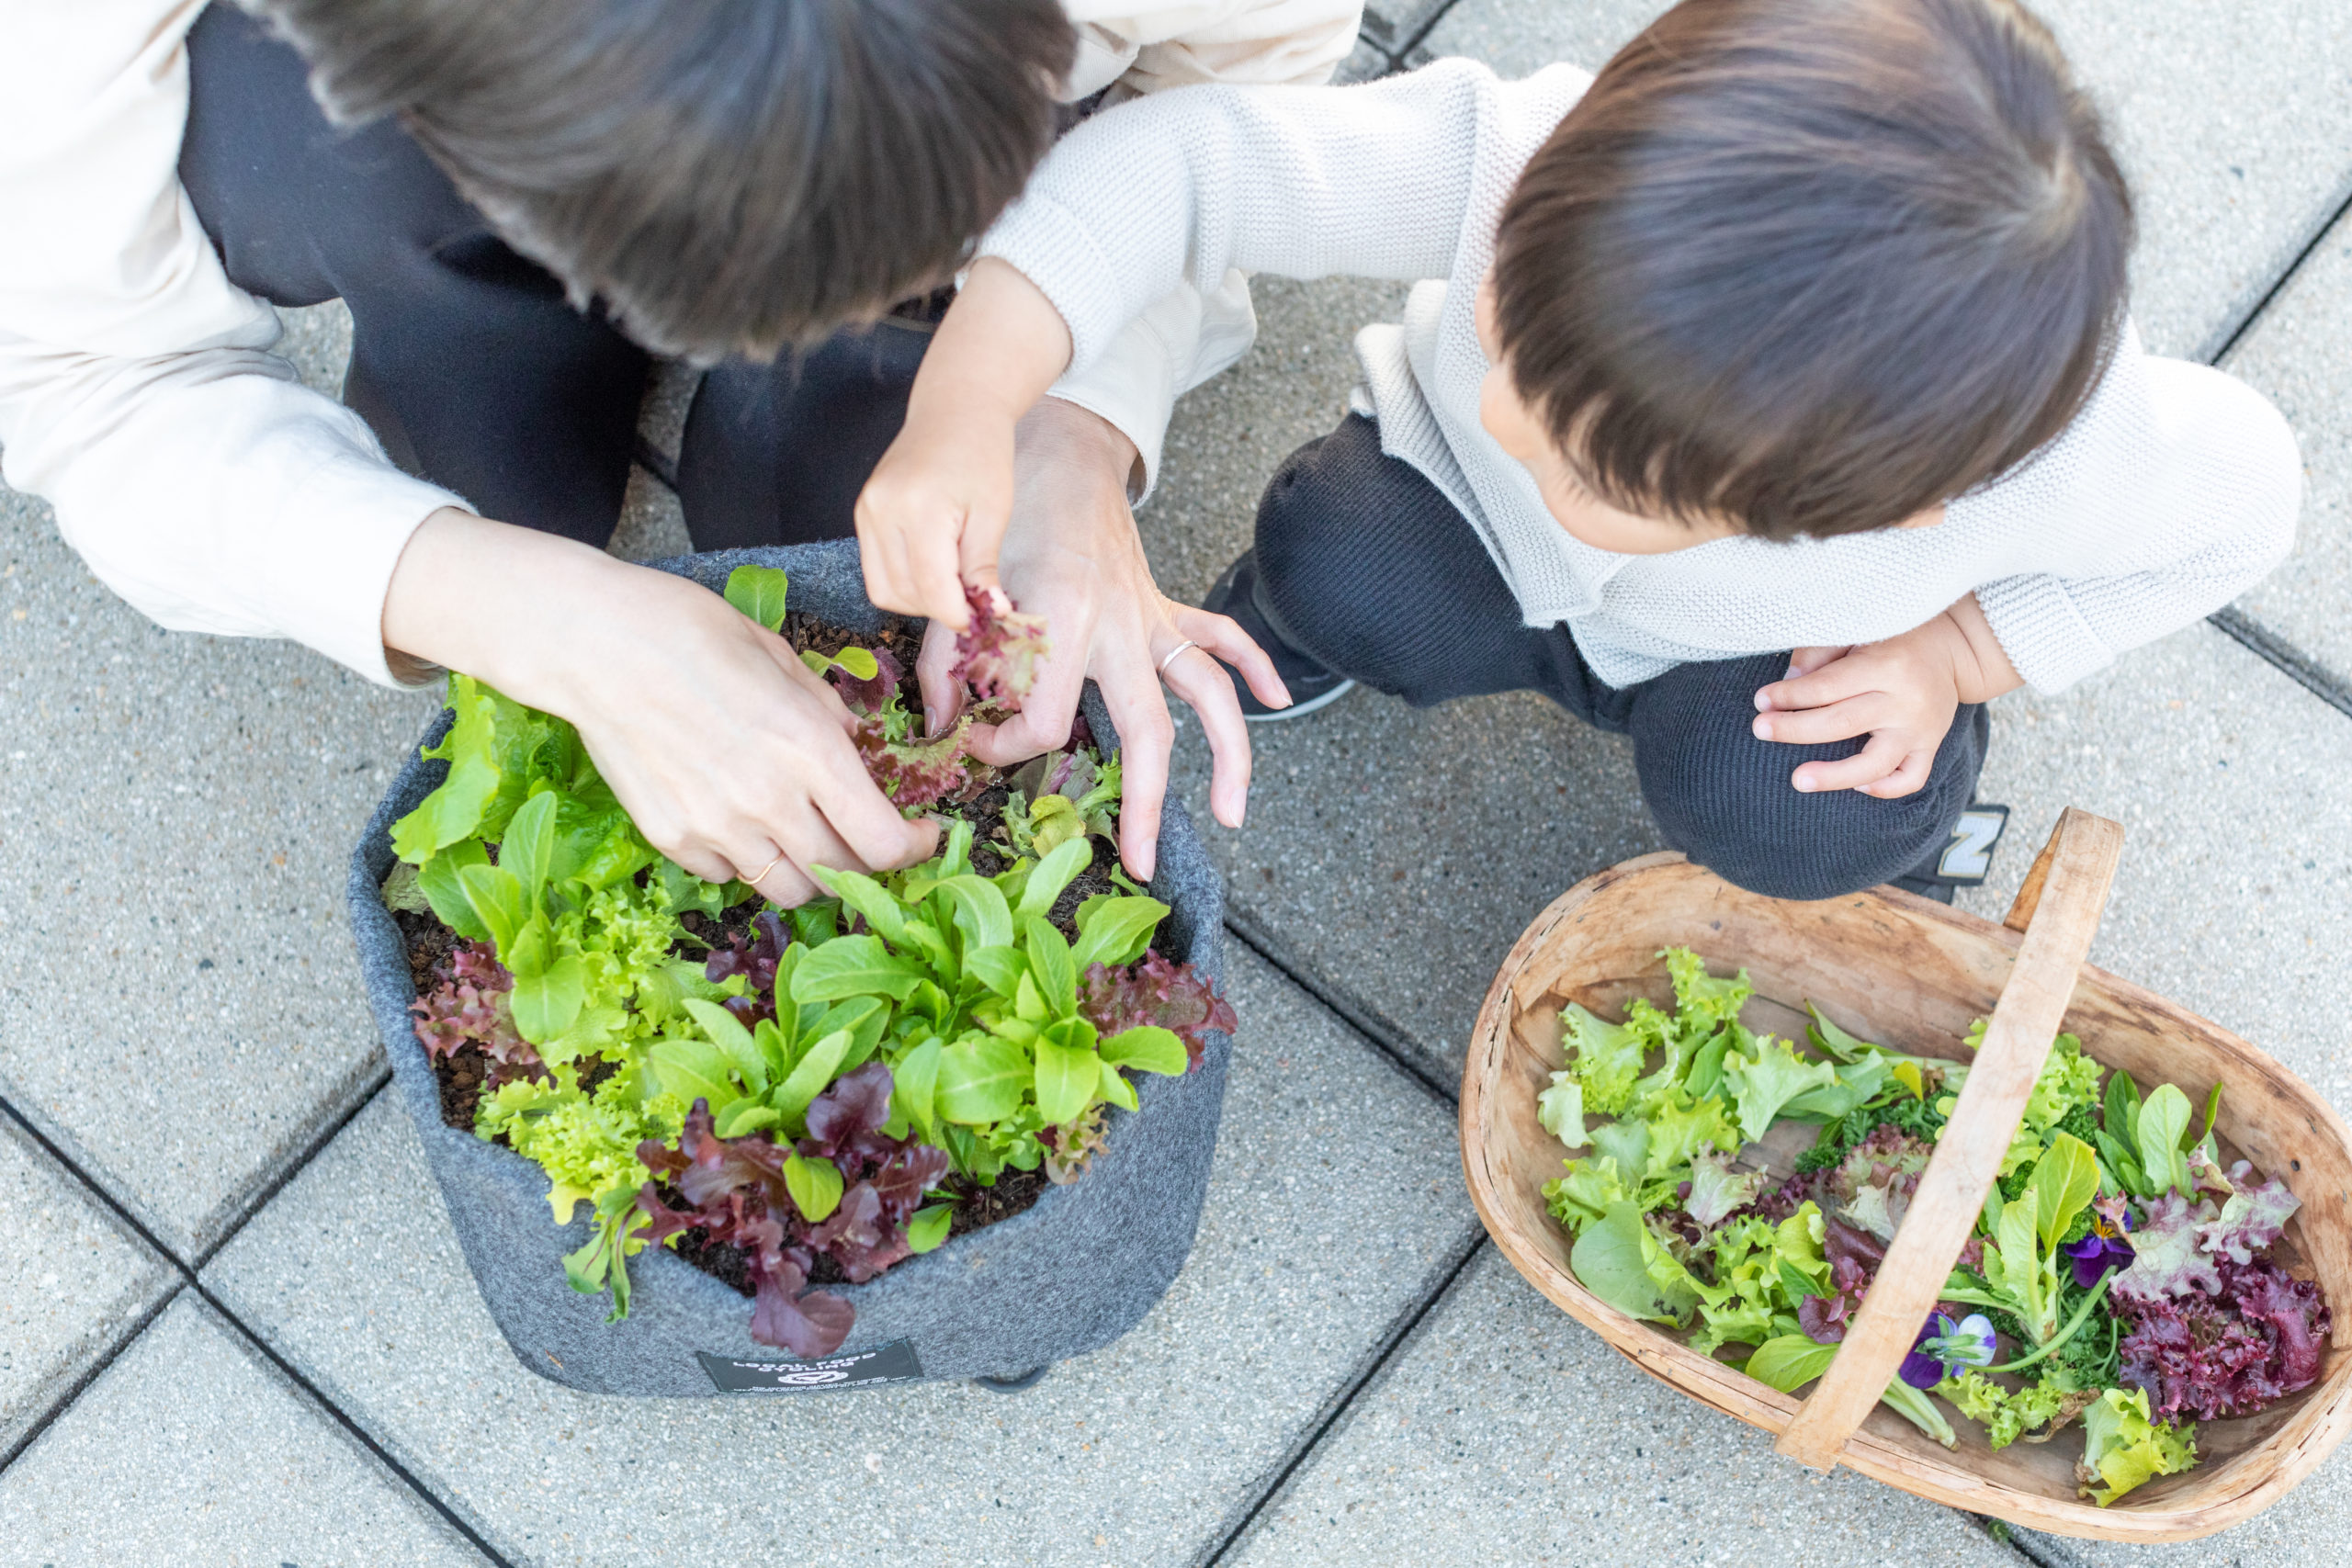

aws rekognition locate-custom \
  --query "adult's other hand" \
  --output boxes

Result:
[382,508,938,904]
[913,400,1287,882]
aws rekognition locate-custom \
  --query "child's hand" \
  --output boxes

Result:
[855,258,1075,630]
[1750,595,2021,797]
[855,402,1018,628]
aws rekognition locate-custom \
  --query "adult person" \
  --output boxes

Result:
[0,0,1352,900]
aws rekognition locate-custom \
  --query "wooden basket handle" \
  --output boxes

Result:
[1774,807,2125,1472]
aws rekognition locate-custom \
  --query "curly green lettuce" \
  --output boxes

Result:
[2077,1386,2197,1506]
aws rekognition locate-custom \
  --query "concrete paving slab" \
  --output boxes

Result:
[1335,33,1394,85]
[0,483,440,1258]
[609,466,692,563]
[0,1291,487,1567]
[202,946,1479,1567]
[1356,1,1454,62]
[1177,686,1655,1084]
[1224,1247,2018,1568]
[0,1114,174,1461]
[275,299,356,400]
[1413,0,1663,81]
[1416,0,2352,362]
[2214,209,2352,689]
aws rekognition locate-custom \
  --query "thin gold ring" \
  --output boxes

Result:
[746,851,786,886]
[1158,639,1202,676]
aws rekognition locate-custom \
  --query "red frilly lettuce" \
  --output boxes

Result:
[636,1065,948,1358]
[1080,951,1238,1072]
[411,939,547,1088]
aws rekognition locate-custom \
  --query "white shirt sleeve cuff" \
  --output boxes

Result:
[1973,573,2115,695]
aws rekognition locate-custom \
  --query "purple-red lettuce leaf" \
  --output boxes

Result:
[829,645,906,716]
[952,584,1050,706]
[852,705,978,810]
[2118,1255,2330,1422]
[2199,1168,2301,1266]
[2111,1192,2224,1304]
[1078,952,1235,1071]
[2228,1258,2331,1396]
[412,940,548,1089]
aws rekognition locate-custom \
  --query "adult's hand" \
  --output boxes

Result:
[381,508,937,904]
[912,400,1289,882]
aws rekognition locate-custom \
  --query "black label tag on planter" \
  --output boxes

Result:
[696,1341,923,1393]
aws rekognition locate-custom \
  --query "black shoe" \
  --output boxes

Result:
[1891,803,2011,904]
[1200,552,1356,722]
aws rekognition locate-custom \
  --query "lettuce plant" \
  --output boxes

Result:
[636,1073,952,1358]
[389,564,1235,1358]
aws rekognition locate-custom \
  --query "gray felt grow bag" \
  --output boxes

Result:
[347,541,1231,1395]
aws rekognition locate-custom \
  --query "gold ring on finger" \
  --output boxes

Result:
[747,851,786,886]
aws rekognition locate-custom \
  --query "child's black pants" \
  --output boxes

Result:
[177,4,909,550]
[1250,415,1990,901]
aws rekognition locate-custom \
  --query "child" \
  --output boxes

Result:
[855,0,2299,901]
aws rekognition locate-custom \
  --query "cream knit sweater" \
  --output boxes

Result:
[981,59,2302,692]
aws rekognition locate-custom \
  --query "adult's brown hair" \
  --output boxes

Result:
[253,0,1075,360]
[1492,0,2133,541]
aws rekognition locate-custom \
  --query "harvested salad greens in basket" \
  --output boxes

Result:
[1537,950,2328,1506]
[384,567,1234,1359]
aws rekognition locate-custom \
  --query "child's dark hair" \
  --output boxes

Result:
[252,0,1074,359]
[1492,0,2132,541]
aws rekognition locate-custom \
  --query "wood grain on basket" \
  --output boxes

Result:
[1458,809,2352,1543]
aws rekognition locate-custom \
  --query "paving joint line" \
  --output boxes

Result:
[2190,180,2352,716]
[1984,1523,2086,1568]
[1386,0,1465,69]
[1195,1229,1490,1568]
[0,1275,183,1475]
[0,1086,510,1563]
[1222,908,1456,1106]
[2206,175,2352,367]
[2208,604,2352,721]
[190,1278,522,1567]
[189,1061,391,1274]
[632,434,680,492]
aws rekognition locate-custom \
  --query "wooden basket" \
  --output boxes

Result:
[1460,808,2352,1541]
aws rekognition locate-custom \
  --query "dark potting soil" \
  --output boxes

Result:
[395,905,457,995]
[942,1167,1053,1239]
[396,610,1147,1302]
[434,1042,492,1130]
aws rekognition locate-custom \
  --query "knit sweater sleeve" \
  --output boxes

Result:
[978,59,1502,377]
[1960,341,2301,694]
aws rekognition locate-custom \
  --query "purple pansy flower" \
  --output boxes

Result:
[1899,1312,1997,1389]
[2062,1231,2135,1289]
[2063,1198,2137,1289]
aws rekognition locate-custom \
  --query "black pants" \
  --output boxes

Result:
[1252,416,1989,901]
[178,4,911,549]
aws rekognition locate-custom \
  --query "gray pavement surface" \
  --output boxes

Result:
[0,1116,172,1461]
[201,947,1479,1566]
[0,1292,488,1567]
[10,2,2352,1562]
[0,480,437,1256]
[2220,209,2352,689]
[1225,1248,2021,1568]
